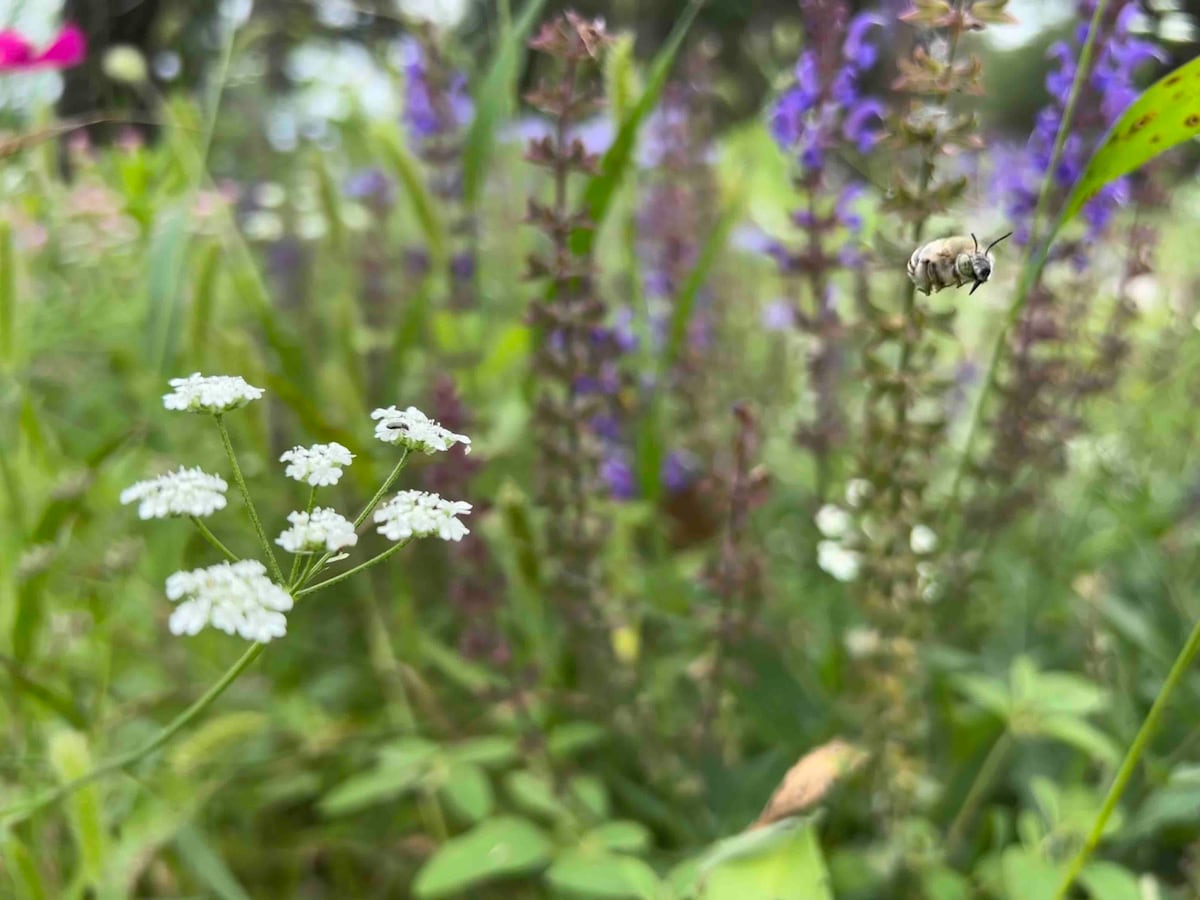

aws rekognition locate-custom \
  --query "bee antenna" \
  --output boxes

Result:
[971,233,979,253]
[986,231,1014,253]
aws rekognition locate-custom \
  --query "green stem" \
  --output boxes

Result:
[190,516,238,562]
[946,729,1012,853]
[215,414,285,584]
[944,0,1111,523]
[1054,615,1200,898]
[295,539,412,599]
[288,485,317,587]
[1,643,265,828]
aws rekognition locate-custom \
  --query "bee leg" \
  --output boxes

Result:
[923,260,937,294]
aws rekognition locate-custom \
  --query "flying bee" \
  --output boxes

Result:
[907,231,1013,296]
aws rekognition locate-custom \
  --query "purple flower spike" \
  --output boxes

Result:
[843,13,885,72]
[843,99,885,153]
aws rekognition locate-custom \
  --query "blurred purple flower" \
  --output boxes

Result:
[344,167,395,209]
[844,13,885,71]
[602,453,637,500]
[843,99,885,153]
[762,299,797,331]
[662,450,696,494]
[400,36,473,142]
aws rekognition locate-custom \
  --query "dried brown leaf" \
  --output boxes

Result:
[751,739,867,829]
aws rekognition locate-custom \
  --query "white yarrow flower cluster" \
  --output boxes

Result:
[374,490,471,542]
[280,442,355,486]
[815,504,852,539]
[163,373,264,413]
[910,524,938,555]
[818,540,862,583]
[166,560,293,643]
[276,507,358,554]
[120,467,228,519]
[371,406,471,455]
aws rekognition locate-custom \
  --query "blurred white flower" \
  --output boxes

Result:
[396,0,469,29]
[818,540,862,583]
[844,627,881,658]
[102,45,148,84]
[163,373,264,413]
[371,406,471,455]
[815,504,852,539]
[120,467,228,519]
[166,560,293,643]
[910,524,938,555]
[845,478,872,508]
[276,507,358,554]
[280,442,355,486]
[374,490,471,542]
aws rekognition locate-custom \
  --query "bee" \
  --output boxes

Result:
[907,231,1013,296]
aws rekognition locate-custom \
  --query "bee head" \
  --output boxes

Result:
[966,232,1012,295]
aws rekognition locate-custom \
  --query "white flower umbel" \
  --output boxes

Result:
[276,507,358,554]
[120,467,228,519]
[163,373,264,413]
[166,560,293,643]
[815,504,852,539]
[818,540,862,583]
[371,406,471,455]
[280,442,355,486]
[374,490,471,542]
[910,524,938,555]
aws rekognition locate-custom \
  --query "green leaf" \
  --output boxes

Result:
[1026,673,1106,717]
[374,123,446,271]
[173,825,253,900]
[1035,714,1120,766]
[997,847,1061,900]
[0,220,14,367]
[546,849,662,899]
[701,817,833,900]
[585,820,652,853]
[571,0,703,257]
[462,0,548,208]
[604,33,640,125]
[188,242,221,367]
[505,770,569,822]
[169,711,267,775]
[319,742,436,817]
[445,735,520,768]
[953,673,1012,720]
[145,206,190,375]
[548,721,608,758]
[49,731,106,888]
[440,762,494,823]
[571,774,610,819]
[2,831,46,900]
[413,816,553,898]
[1078,861,1142,900]
[1060,55,1200,228]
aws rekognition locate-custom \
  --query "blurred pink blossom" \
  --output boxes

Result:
[0,24,86,72]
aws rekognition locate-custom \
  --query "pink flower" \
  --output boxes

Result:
[0,24,86,72]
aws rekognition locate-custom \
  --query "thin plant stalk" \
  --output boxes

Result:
[1,643,265,828]
[295,539,413,598]
[1054,615,1200,897]
[215,414,285,583]
[190,516,238,562]
[945,728,1012,853]
[288,485,318,586]
[945,0,1112,522]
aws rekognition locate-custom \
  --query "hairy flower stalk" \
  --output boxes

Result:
[523,13,615,676]
[851,0,1014,819]
[769,1,886,495]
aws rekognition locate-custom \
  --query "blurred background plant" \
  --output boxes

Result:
[5,0,1200,897]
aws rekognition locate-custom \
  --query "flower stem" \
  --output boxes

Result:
[944,0,1111,525]
[215,413,285,584]
[288,485,317,586]
[1054,614,1200,898]
[946,729,1012,853]
[295,539,412,599]
[0,643,265,828]
[190,516,238,562]
[354,450,410,528]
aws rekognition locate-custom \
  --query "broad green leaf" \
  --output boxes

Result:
[374,124,446,271]
[952,673,1011,719]
[1035,714,1120,766]
[701,817,833,900]
[585,820,652,853]
[505,770,569,822]
[1078,861,1142,900]
[378,737,441,769]
[547,721,608,758]
[318,752,432,817]
[571,0,703,257]
[174,825,253,900]
[998,847,1061,900]
[1026,673,1106,717]
[604,33,640,125]
[462,0,548,208]
[413,816,553,898]
[2,832,46,900]
[546,849,662,899]
[571,774,610,819]
[439,762,494,823]
[49,731,106,888]
[445,735,520,768]
[1060,55,1200,227]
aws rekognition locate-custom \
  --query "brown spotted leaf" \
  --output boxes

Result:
[1059,54,1200,227]
[752,739,867,829]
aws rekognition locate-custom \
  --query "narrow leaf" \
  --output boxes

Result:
[374,124,446,271]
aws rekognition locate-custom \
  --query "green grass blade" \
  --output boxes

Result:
[663,200,739,374]
[1059,55,1200,228]
[570,0,704,257]
[0,220,13,368]
[462,0,549,209]
[374,124,447,272]
[189,243,221,367]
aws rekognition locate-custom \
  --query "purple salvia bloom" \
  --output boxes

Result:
[344,167,395,207]
[762,299,796,331]
[601,453,636,500]
[661,451,696,494]
[843,99,885,153]
[843,13,885,71]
